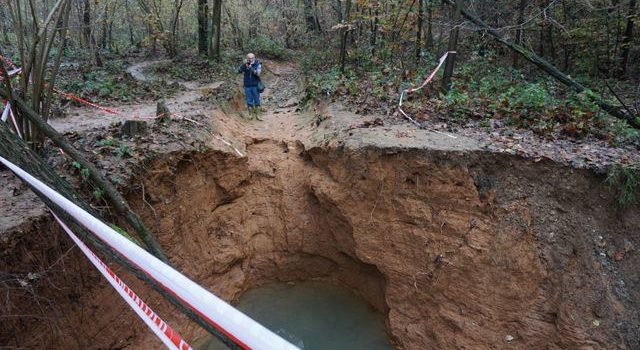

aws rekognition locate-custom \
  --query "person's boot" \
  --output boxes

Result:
[246,106,254,120]
[255,106,263,121]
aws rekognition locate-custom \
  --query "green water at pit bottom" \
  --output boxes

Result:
[198,281,394,350]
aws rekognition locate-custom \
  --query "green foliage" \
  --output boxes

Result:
[109,224,141,245]
[72,161,90,180]
[92,188,105,200]
[59,60,181,103]
[97,138,117,147]
[246,36,290,59]
[96,137,133,158]
[605,166,639,207]
[305,66,343,100]
[116,144,131,158]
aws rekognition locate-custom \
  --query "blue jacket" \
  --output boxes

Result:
[238,61,262,87]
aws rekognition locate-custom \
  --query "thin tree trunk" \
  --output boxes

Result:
[426,0,434,49]
[416,0,424,64]
[124,0,135,47]
[442,0,462,92]
[0,5,11,45]
[304,0,317,31]
[169,0,184,57]
[620,0,637,76]
[339,0,352,73]
[197,0,208,55]
[371,8,378,57]
[209,0,222,60]
[513,0,527,67]
[83,0,101,66]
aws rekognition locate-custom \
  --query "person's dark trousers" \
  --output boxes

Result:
[244,86,260,108]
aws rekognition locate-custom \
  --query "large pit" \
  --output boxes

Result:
[2,138,639,349]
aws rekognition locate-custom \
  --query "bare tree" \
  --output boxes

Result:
[210,0,223,60]
[620,0,637,76]
[442,0,462,92]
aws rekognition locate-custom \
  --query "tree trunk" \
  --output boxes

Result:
[197,0,208,55]
[416,0,424,64]
[442,0,462,92]
[304,0,317,32]
[125,0,136,47]
[209,0,222,60]
[513,0,527,67]
[83,0,102,66]
[0,5,10,45]
[100,2,108,49]
[426,0,434,49]
[339,0,352,73]
[371,8,379,57]
[168,0,184,58]
[620,0,637,76]
[442,0,639,129]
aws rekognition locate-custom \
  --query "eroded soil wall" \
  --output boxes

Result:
[2,140,639,349]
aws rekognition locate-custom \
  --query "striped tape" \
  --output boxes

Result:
[398,52,457,139]
[53,213,193,350]
[0,155,298,350]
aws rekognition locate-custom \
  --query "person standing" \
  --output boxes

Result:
[237,53,263,121]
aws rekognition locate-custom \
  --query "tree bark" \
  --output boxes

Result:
[339,0,352,73]
[416,0,424,64]
[209,0,222,60]
[197,0,208,55]
[620,0,637,76]
[83,0,102,66]
[426,0,434,49]
[442,0,462,92]
[513,0,527,68]
[304,0,317,32]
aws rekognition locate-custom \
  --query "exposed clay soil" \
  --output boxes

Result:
[1,60,639,350]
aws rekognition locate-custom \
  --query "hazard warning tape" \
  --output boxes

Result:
[0,155,298,350]
[52,213,193,350]
[53,88,124,116]
[398,52,457,139]
[0,55,18,70]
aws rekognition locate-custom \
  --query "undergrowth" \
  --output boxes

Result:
[301,49,640,147]
[605,165,639,207]
[58,60,182,103]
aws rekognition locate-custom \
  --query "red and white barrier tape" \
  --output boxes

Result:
[0,156,298,350]
[9,107,22,139]
[398,52,457,139]
[52,213,193,350]
[0,55,18,70]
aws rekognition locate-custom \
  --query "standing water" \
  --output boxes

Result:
[197,281,394,350]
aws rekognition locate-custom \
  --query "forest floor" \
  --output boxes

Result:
[1,56,640,349]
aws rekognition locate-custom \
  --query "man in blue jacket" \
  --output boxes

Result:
[237,53,263,121]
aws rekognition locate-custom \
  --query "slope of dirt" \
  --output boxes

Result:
[1,59,639,350]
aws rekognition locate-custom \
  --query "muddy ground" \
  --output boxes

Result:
[1,59,639,349]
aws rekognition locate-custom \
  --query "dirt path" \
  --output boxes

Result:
[49,60,223,133]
